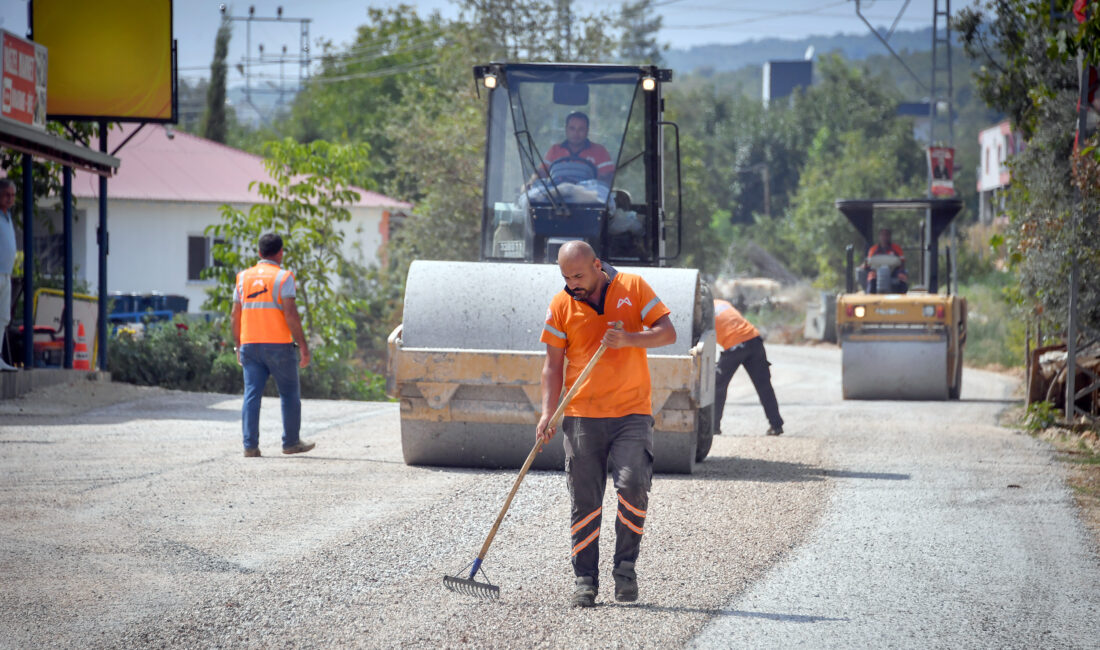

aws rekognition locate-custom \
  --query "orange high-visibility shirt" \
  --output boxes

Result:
[235,260,296,344]
[713,299,759,350]
[540,266,670,418]
[866,243,907,281]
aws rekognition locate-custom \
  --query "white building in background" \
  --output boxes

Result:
[977,120,1024,224]
[33,124,408,312]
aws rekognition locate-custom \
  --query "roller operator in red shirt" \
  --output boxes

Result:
[864,227,908,293]
[537,111,616,186]
[537,240,676,608]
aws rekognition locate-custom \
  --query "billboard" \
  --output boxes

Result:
[1,30,48,129]
[30,0,175,122]
[928,146,955,197]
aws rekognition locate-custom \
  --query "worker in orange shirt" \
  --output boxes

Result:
[537,240,676,608]
[713,299,783,437]
[231,233,314,458]
[864,227,908,293]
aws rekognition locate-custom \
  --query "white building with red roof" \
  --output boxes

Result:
[36,123,408,312]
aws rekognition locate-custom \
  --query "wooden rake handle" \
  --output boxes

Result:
[474,322,621,562]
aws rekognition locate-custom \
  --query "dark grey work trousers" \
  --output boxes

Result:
[562,414,653,587]
[714,336,783,431]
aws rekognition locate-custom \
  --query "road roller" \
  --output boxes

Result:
[835,199,967,400]
[385,62,716,473]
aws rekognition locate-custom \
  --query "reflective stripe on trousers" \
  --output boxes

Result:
[562,413,653,586]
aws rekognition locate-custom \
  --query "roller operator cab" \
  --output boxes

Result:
[385,63,717,473]
[834,199,968,400]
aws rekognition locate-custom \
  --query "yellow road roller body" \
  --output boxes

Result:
[836,292,966,400]
[834,198,968,401]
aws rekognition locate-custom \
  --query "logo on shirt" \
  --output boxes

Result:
[246,287,269,300]
[617,297,633,309]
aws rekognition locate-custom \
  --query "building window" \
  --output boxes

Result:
[33,233,65,277]
[187,235,224,281]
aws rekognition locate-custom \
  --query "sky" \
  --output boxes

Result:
[0,0,936,87]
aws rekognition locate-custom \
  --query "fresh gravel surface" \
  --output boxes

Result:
[1,345,1097,648]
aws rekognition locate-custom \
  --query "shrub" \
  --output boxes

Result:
[110,316,386,400]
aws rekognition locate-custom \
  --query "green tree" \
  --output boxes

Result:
[956,0,1100,334]
[784,126,925,287]
[619,0,665,64]
[200,20,231,144]
[204,139,370,370]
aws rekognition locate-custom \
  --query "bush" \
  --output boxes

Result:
[1023,400,1060,431]
[110,316,387,400]
[958,270,1025,369]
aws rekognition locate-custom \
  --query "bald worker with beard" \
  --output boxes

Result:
[537,240,676,608]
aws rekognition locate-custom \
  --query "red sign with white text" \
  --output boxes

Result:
[1,30,48,129]
[928,146,955,197]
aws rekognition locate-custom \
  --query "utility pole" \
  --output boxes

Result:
[929,0,957,294]
[220,4,311,123]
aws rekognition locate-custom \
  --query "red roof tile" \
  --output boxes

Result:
[71,123,410,209]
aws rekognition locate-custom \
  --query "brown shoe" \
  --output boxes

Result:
[282,441,315,455]
[243,448,261,458]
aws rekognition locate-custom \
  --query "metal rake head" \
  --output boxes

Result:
[443,560,500,599]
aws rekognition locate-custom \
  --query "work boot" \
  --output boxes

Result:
[282,440,316,455]
[613,561,638,602]
[766,426,783,436]
[571,576,597,608]
[243,448,261,458]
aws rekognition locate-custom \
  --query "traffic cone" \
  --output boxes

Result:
[73,322,90,371]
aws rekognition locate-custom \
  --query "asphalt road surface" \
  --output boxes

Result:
[2,345,1098,648]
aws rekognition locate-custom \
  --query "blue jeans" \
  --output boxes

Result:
[240,343,301,450]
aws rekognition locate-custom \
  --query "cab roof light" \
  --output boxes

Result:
[641,76,656,91]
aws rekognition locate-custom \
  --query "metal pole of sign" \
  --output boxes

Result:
[21,153,33,369]
[63,166,73,368]
[1067,47,1090,421]
[97,121,109,371]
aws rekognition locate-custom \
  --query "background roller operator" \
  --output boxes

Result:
[536,240,676,608]
[713,299,784,437]
[864,227,908,293]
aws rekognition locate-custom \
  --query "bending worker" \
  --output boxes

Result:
[864,227,908,293]
[713,299,783,437]
[537,240,676,608]
[231,233,315,458]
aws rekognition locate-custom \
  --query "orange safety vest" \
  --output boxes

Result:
[713,299,759,350]
[866,243,907,281]
[540,269,670,419]
[237,260,295,344]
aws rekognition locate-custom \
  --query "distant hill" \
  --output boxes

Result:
[664,27,934,75]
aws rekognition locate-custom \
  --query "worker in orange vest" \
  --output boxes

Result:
[537,241,676,608]
[231,233,314,458]
[713,299,783,436]
[864,227,908,293]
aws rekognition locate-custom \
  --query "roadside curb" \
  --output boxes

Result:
[0,369,112,400]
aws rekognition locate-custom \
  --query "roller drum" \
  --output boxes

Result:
[395,260,711,473]
[841,336,950,400]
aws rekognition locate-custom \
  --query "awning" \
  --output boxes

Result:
[0,119,119,177]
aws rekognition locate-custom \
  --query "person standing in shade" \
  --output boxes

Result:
[0,179,18,372]
[712,299,783,437]
[231,233,314,457]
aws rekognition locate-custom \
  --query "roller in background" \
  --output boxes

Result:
[834,199,967,401]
